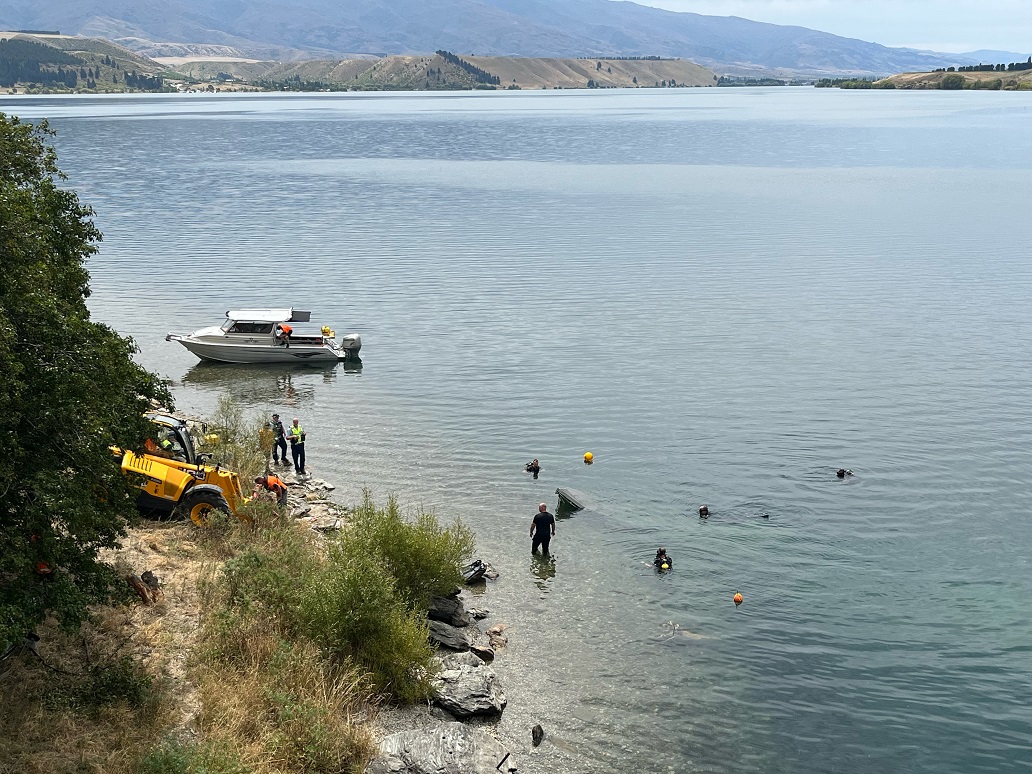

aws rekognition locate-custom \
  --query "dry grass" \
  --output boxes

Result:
[0,519,214,774]
[0,608,174,774]
[195,620,375,773]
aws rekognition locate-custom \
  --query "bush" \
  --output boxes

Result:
[302,548,436,702]
[339,491,475,610]
[138,738,247,774]
[940,73,965,90]
[199,396,271,481]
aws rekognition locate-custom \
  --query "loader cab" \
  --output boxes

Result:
[145,414,197,465]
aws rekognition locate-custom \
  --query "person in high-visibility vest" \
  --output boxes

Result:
[288,417,307,475]
[253,474,289,506]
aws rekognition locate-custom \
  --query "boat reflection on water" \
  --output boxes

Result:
[180,360,359,407]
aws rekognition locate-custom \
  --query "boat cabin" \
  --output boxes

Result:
[220,309,323,345]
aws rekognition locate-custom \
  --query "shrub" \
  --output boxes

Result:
[199,396,271,481]
[940,73,965,90]
[138,737,247,774]
[302,548,436,702]
[339,491,475,610]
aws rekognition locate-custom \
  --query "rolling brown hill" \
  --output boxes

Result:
[174,52,716,89]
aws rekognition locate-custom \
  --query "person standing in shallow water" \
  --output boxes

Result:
[530,503,555,555]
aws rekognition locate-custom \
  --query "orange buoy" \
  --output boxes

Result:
[733,592,743,607]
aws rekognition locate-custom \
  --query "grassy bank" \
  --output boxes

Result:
[1,403,475,773]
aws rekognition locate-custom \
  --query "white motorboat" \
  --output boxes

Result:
[166,309,361,364]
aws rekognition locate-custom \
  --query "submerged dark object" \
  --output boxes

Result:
[531,724,544,747]
[836,468,853,479]
[462,560,488,584]
[555,487,585,513]
[698,504,709,518]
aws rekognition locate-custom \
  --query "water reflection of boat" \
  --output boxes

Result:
[181,362,343,405]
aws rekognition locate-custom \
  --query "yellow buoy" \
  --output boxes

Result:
[584,451,594,464]
[733,592,743,607]
[661,563,669,570]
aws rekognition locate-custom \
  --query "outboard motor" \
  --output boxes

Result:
[337,333,362,358]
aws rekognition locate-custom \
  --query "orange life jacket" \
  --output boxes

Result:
[264,475,287,494]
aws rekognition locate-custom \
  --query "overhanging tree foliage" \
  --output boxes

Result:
[0,114,170,648]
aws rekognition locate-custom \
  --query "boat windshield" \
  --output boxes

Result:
[225,321,275,334]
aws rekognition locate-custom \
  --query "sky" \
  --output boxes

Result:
[637,0,1032,53]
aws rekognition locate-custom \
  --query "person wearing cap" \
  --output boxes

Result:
[530,503,556,555]
[269,413,288,466]
[253,474,289,506]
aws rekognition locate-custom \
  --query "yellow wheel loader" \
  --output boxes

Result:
[119,413,247,526]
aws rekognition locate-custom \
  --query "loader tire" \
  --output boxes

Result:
[176,488,230,527]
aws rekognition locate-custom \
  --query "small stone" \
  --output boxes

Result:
[470,645,495,663]
[532,724,544,747]
[311,517,342,532]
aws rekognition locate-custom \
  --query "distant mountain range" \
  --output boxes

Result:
[1,0,1027,77]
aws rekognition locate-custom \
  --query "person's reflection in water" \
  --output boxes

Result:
[277,373,298,403]
[530,554,556,596]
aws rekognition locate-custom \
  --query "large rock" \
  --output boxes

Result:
[428,619,476,651]
[428,594,473,628]
[432,660,506,718]
[367,723,516,774]
[439,651,482,669]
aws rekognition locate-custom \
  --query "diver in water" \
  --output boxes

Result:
[654,548,672,570]
[525,459,541,479]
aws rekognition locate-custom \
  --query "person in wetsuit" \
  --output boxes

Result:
[654,548,672,569]
[525,459,541,479]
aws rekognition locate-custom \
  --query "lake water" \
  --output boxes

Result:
[4,88,1032,773]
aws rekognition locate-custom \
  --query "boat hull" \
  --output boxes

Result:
[177,339,345,364]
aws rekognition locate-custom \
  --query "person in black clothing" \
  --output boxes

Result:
[525,459,541,479]
[270,413,288,465]
[654,548,672,570]
[530,503,555,555]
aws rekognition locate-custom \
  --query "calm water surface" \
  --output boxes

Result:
[4,88,1032,773]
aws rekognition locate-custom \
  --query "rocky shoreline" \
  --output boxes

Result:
[277,469,521,774]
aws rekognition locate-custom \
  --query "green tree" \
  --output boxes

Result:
[0,114,169,648]
[940,73,965,90]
